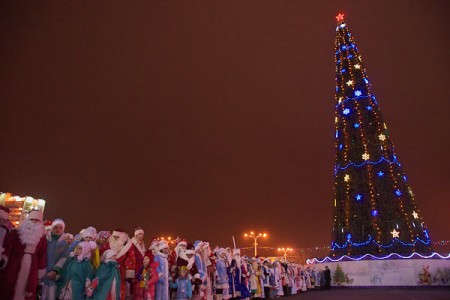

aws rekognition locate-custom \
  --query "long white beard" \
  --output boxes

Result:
[18,220,45,246]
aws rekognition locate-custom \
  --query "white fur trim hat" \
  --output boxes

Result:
[185,249,195,255]
[76,241,97,261]
[51,218,65,231]
[28,210,43,222]
[82,226,97,240]
[157,240,169,251]
[102,249,118,262]
[134,227,144,236]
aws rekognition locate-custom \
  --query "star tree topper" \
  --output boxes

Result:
[391,229,400,238]
[336,13,345,22]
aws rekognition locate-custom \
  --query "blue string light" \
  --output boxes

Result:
[335,157,396,175]
[355,194,362,201]
[366,106,373,111]
[371,209,379,217]
[331,235,430,251]
[395,189,402,197]
[335,95,377,108]
[354,123,360,128]
[377,171,384,177]
[307,252,449,264]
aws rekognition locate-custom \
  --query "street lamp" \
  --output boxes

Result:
[244,231,267,257]
[277,247,293,261]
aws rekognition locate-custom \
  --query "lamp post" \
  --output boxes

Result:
[277,247,293,261]
[244,232,267,257]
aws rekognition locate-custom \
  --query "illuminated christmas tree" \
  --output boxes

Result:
[331,13,432,257]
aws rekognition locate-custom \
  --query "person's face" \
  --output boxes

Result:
[186,253,194,259]
[143,256,150,266]
[52,224,64,235]
[84,236,94,242]
[29,218,41,224]
[65,236,74,244]
[179,269,188,278]
[74,245,83,256]
[136,232,144,241]
[161,247,169,254]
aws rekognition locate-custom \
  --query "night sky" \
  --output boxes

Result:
[1,1,449,252]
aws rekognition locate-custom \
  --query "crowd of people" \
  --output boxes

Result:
[0,207,331,300]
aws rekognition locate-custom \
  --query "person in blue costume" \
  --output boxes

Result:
[58,241,96,300]
[154,240,170,300]
[86,249,121,299]
[214,248,229,300]
[42,218,70,300]
[170,266,192,300]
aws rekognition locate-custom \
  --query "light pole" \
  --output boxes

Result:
[244,232,267,257]
[277,247,293,261]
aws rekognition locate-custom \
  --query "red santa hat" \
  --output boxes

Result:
[177,239,188,247]
[134,227,144,236]
[51,218,65,231]
[0,205,10,220]
[43,220,52,231]
[28,210,43,222]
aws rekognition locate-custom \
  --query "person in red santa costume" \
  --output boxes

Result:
[108,228,130,299]
[0,209,47,300]
[116,227,146,300]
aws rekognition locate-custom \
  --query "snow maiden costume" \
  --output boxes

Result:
[58,241,96,300]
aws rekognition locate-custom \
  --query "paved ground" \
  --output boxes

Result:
[285,287,450,300]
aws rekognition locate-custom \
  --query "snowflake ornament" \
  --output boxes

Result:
[354,90,362,96]
[378,134,386,141]
[344,174,350,182]
[362,153,370,160]
[354,64,361,69]
[346,80,353,86]
[412,211,419,219]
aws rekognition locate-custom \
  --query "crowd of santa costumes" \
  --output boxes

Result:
[0,207,331,300]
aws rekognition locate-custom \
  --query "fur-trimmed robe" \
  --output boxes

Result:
[0,228,47,300]
[116,237,146,299]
